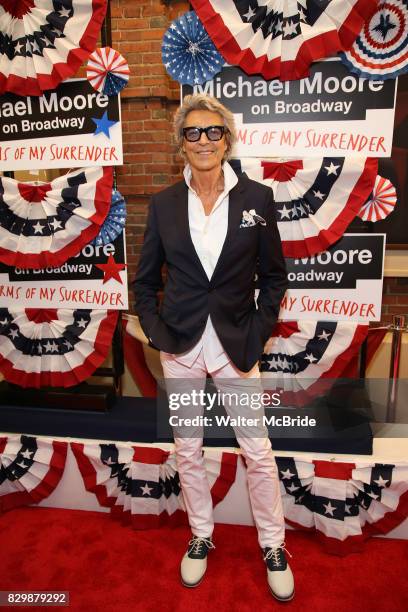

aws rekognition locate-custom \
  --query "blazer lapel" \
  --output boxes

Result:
[173,181,209,283]
[211,176,247,282]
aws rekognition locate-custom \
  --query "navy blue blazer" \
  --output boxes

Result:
[132,174,288,372]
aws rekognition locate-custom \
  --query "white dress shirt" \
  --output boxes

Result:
[164,161,238,369]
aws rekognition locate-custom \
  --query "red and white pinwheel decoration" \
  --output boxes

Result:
[87,47,130,96]
[0,166,113,269]
[357,175,397,222]
[231,157,378,258]
[190,0,379,81]
[0,308,118,388]
[0,0,108,96]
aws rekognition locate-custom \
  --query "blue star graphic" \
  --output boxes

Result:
[373,12,396,40]
[92,111,117,138]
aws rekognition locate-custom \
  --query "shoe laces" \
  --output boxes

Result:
[263,542,292,567]
[189,536,215,555]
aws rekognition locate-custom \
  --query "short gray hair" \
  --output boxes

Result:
[174,94,237,162]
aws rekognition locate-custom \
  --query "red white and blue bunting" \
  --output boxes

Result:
[276,456,408,554]
[190,0,379,81]
[0,166,113,269]
[0,0,108,96]
[357,174,398,221]
[230,157,378,257]
[0,434,67,512]
[71,442,238,528]
[260,321,369,406]
[0,308,119,388]
[340,0,408,80]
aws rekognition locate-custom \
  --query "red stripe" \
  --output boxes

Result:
[191,0,378,81]
[123,320,157,397]
[132,446,169,464]
[0,310,119,388]
[0,437,7,454]
[348,44,408,70]
[313,460,356,480]
[0,166,113,269]
[71,442,118,509]
[282,158,378,257]
[210,452,238,507]
[0,0,108,96]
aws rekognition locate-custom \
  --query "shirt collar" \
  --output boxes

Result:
[183,161,238,196]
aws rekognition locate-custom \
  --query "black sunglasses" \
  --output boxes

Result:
[182,125,227,142]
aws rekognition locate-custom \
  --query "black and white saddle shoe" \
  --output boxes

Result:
[180,535,215,587]
[263,543,294,602]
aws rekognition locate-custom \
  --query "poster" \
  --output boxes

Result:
[183,60,397,157]
[280,234,386,322]
[0,234,128,310]
[0,79,123,171]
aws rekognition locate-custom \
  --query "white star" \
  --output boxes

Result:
[33,221,44,234]
[283,20,298,37]
[373,475,389,488]
[287,482,299,493]
[170,23,177,30]
[50,342,58,353]
[9,329,18,339]
[324,162,340,176]
[317,330,331,341]
[50,218,62,231]
[323,501,336,516]
[31,39,40,53]
[281,357,290,370]
[368,491,379,500]
[0,318,9,326]
[291,206,299,219]
[44,341,54,352]
[37,344,43,354]
[298,7,306,22]
[14,40,23,54]
[140,482,153,496]
[59,7,71,18]
[17,460,28,469]
[304,352,318,363]
[280,468,295,480]
[64,340,73,350]
[267,356,278,369]
[21,449,33,459]
[279,205,291,219]
[296,203,306,216]
[313,190,325,200]
[243,6,256,21]
[76,318,88,328]
[274,19,283,34]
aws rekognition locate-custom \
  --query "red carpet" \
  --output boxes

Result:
[1,507,407,612]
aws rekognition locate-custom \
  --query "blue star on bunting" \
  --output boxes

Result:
[92,111,117,138]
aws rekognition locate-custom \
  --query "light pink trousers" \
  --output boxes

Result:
[160,349,285,548]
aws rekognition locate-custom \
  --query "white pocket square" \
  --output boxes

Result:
[240,209,266,228]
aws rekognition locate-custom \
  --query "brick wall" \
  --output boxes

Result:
[109,0,190,307]
[109,0,407,324]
